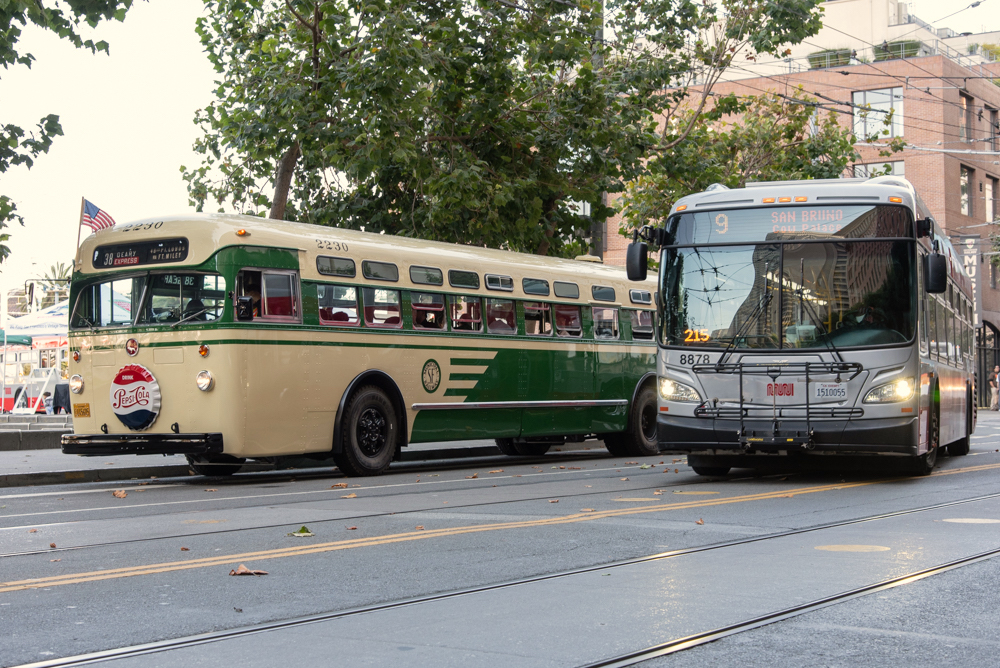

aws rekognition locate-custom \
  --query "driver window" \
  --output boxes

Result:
[238,269,300,321]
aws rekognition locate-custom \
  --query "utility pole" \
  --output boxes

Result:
[589,3,606,261]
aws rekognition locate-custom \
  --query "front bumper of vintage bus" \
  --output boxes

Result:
[657,414,919,456]
[62,432,224,457]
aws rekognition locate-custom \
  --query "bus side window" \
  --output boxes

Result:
[928,295,938,360]
[593,306,619,340]
[449,295,482,332]
[486,298,516,335]
[362,287,401,328]
[318,284,359,326]
[554,304,582,338]
[263,273,297,317]
[237,270,263,317]
[628,310,654,340]
[412,292,446,330]
[524,302,552,336]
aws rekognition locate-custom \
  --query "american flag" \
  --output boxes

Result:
[81,200,116,231]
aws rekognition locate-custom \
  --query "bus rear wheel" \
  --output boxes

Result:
[948,387,973,457]
[494,438,552,457]
[186,454,245,477]
[335,386,397,477]
[495,438,520,456]
[604,384,658,457]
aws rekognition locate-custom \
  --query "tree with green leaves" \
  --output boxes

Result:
[1,0,135,260]
[617,89,906,236]
[184,0,825,256]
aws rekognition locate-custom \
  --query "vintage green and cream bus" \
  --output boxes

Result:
[62,214,658,476]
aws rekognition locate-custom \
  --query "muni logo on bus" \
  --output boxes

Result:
[110,364,162,431]
[766,382,795,397]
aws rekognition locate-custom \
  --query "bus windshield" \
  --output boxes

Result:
[661,239,915,349]
[71,273,226,329]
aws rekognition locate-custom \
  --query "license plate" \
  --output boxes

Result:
[814,383,846,400]
[73,403,91,418]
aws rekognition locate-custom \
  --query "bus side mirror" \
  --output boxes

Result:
[916,218,932,238]
[626,242,648,281]
[235,296,254,321]
[924,253,947,294]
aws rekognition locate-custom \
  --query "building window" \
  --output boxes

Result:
[991,262,997,290]
[853,161,904,178]
[853,88,904,138]
[986,178,996,224]
[961,166,972,217]
[989,108,999,152]
[960,95,973,142]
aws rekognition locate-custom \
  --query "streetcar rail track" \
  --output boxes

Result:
[10,487,1000,668]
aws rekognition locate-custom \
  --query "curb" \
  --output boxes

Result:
[0,446,506,488]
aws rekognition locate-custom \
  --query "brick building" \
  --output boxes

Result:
[603,0,1000,375]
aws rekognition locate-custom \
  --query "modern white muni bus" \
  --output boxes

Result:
[62,214,658,476]
[626,176,974,476]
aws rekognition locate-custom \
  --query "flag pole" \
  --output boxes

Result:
[74,197,85,272]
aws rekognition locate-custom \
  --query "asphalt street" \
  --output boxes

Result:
[2,413,1000,667]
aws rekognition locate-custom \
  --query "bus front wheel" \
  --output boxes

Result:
[603,384,658,457]
[335,386,397,477]
[186,454,245,477]
[688,455,731,477]
[495,439,520,456]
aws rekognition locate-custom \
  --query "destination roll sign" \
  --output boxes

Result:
[670,205,910,245]
[93,238,189,269]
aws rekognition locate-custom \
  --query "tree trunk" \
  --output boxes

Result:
[269,143,301,220]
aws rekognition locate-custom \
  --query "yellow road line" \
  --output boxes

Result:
[4,461,999,594]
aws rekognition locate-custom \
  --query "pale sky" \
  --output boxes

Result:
[0,0,996,292]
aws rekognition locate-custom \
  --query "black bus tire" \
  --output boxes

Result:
[688,454,731,477]
[495,438,520,456]
[334,386,397,476]
[611,384,659,457]
[514,441,551,456]
[910,399,940,476]
[186,454,245,477]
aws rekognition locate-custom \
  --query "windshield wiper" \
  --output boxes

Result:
[716,291,773,369]
[171,308,211,328]
[73,315,97,332]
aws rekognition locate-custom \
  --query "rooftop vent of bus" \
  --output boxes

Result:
[705,183,729,192]
[574,255,603,264]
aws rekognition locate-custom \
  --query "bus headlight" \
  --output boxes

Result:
[864,378,914,403]
[658,377,701,403]
[69,375,84,394]
[196,370,214,392]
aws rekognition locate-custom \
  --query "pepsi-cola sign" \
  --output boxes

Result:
[110,364,162,431]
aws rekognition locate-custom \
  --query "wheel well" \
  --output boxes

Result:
[333,370,407,454]
[629,372,657,408]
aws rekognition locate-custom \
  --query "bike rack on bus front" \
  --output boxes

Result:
[691,361,864,450]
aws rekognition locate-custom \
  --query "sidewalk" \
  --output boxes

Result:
[0,438,606,488]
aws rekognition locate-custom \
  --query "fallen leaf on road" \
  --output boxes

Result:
[625,462,638,465]
[489,470,504,474]
[289,526,314,537]
[346,526,357,530]
[204,489,218,493]
[549,499,559,503]
[653,491,663,495]
[351,484,361,487]
[674,469,679,473]
[180,547,190,551]
[581,508,595,512]
[234,607,242,613]
[49,543,56,548]
[341,493,357,499]
[559,466,566,469]
[466,473,478,479]
[50,559,61,562]
[640,465,652,469]
[415,526,424,530]
[672,459,681,464]
[331,483,348,488]
[584,485,592,487]
[28,529,37,533]
[620,477,629,481]
[112,490,127,498]
[695,519,704,525]
[229,564,268,576]
[782,494,794,498]
[569,467,581,470]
